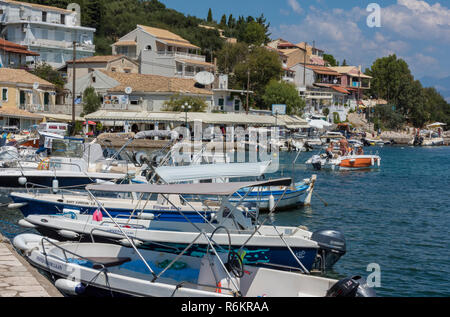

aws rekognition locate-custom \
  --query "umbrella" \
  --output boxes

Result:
[83,121,96,125]
[427,122,446,128]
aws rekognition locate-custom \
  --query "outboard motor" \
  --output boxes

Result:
[311,155,322,171]
[326,276,376,297]
[311,229,346,271]
[361,138,371,147]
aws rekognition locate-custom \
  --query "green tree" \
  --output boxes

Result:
[219,14,227,28]
[233,46,283,108]
[82,87,102,115]
[262,80,305,115]
[341,59,348,66]
[163,94,208,112]
[30,62,65,90]
[207,8,213,22]
[323,54,338,67]
[241,21,267,46]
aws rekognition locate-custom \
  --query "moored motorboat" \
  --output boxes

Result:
[306,153,381,171]
[12,233,373,297]
[16,179,346,272]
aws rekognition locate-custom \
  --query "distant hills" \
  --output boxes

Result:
[420,76,450,103]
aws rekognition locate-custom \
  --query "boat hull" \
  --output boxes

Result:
[0,170,126,188]
[231,182,312,211]
[31,225,318,273]
[10,193,213,223]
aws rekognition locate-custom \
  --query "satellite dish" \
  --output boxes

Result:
[124,87,133,94]
[33,82,40,90]
[195,71,215,85]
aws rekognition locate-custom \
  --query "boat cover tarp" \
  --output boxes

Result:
[135,130,179,140]
[86,178,292,196]
[155,161,271,183]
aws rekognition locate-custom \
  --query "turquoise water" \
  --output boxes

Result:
[272,146,450,297]
[1,146,449,297]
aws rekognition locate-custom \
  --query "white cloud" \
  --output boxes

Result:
[270,1,449,78]
[382,0,450,42]
[287,0,303,15]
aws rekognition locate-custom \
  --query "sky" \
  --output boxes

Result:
[160,0,450,80]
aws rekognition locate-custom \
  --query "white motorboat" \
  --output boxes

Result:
[13,233,374,297]
[306,153,381,171]
[16,179,346,272]
[154,161,317,210]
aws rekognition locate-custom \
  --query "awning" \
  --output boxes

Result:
[308,119,332,130]
[427,122,446,128]
[155,161,271,183]
[42,114,84,122]
[86,178,293,196]
[0,108,43,120]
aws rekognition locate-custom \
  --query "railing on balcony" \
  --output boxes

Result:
[156,51,206,62]
[315,78,341,85]
[20,104,48,113]
[26,39,95,51]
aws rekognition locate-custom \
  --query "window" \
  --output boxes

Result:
[218,98,224,107]
[124,68,131,73]
[145,45,152,51]
[60,14,65,25]
[234,99,240,111]
[42,12,47,22]
[43,92,49,105]
[111,67,116,72]
[1,88,8,102]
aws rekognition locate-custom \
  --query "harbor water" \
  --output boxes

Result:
[0,146,449,297]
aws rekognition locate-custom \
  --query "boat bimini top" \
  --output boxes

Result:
[155,161,271,183]
[85,178,292,197]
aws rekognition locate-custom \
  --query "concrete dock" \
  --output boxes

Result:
[0,233,62,297]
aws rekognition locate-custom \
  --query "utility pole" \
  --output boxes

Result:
[246,68,250,115]
[303,42,306,86]
[71,41,77,135]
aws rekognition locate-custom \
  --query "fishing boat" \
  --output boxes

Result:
[13,233,374,297]
[16,179,346,272]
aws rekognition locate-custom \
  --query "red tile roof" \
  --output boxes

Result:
[0,39,40,56]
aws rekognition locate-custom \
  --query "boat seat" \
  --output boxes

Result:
[85,257,132,269]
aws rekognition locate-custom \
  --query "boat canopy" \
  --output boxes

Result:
[85,178,292,196]
[155,161,271,183]
[134,130,179,140]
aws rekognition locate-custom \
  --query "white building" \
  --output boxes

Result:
[212,74,252,113]
[112,25,214,79]
[0,1,96,68]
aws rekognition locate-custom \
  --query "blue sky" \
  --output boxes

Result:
[160,0,450,80]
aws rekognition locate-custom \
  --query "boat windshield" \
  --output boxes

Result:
[51,139,84,158]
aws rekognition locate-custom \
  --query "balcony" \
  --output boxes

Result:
[26,39,95,52]
[315,77,341,85]
[304,91,333,100]
[156,51,206,62]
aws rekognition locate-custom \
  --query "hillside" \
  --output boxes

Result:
[420,76,450,103]
[18,0,269,59]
